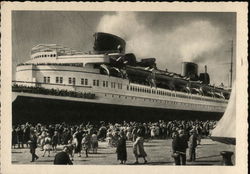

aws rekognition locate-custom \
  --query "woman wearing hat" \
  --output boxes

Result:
[133,129,147,164]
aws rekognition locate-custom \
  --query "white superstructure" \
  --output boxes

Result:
[14,43,228,113]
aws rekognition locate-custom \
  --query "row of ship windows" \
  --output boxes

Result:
[42,76,225,103]
[33,54,57,59]
[127,85,174,97]
[91,80,123,89]
[127,85,204,99]
[43,76,122,89]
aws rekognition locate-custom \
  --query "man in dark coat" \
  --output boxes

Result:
[116,131,127,164]
[172,130,188,165]
[29,131,39,162]
[54,146,73,165]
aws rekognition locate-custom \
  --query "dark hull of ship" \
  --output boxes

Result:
[12,95,224,125]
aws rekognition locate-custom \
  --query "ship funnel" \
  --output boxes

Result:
[199,65,210,85]
[93,32,126,54]
[181,62,198,80]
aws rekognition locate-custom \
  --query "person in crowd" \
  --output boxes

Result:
[67,139,76,161]
[28,131,39,162]
[171,130,188,165]
[150,124,156,139]
[61,128,71,145]
[132,124,138,142]
[87,124,95,135]
[91,131,98,154]
[116,130,127,164]
[82,131,91,157]
[38,130,47,151]
[142,123,150,140]
[73,128,83,157]
[16,125,24,148]
[48,125,55,138]
[126,124,133,141]
[52,131,60,152]
[12,127,17,149]
[163,123,168,139]
[112,129,119,147]
[42,133,52,157]
[106,129,113,147]
[54,146,73,165]
[23,123,31,148]
[133,129,147,164]
[188,129,198,162]
[97,122,107,141]
[155,124,160,138]
[196,125,202,145]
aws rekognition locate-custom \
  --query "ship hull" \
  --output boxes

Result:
[12,95,223,124]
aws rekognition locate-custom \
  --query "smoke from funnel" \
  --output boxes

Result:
[97,12,224,73]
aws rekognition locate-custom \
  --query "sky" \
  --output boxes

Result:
[12,11,236,86]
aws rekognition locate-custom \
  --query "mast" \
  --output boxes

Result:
[229,40,233,88]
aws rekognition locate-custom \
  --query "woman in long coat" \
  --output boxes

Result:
[116,131,127,164]
[133,130,147,164]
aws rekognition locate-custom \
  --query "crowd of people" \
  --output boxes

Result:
[12,84,95,99]
[12,120,217,165]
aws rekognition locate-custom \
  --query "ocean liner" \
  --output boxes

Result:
[12,32,230,124]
